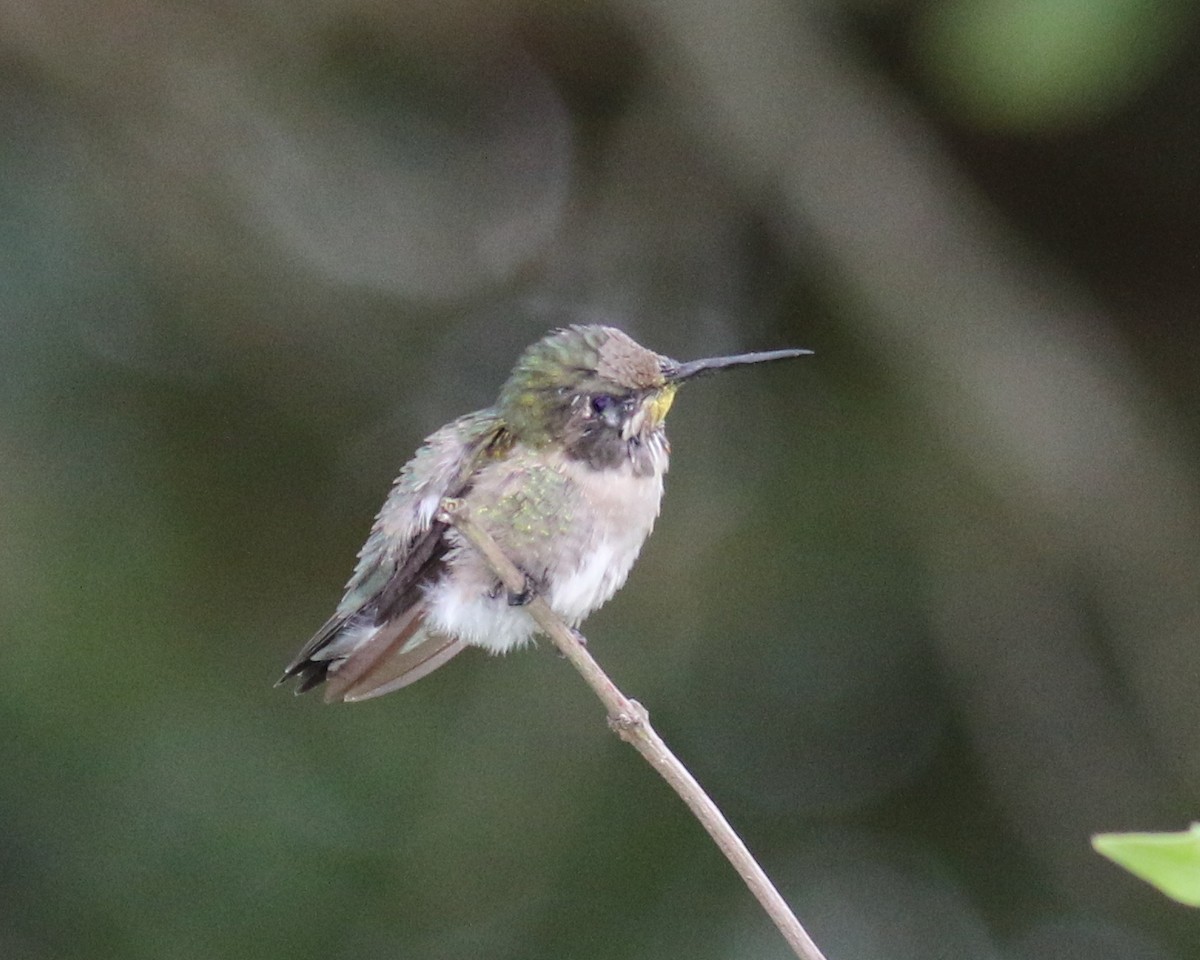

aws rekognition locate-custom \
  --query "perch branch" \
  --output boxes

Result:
[439,500,827,960]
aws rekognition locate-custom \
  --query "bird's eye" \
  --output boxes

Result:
[590,393,625,428]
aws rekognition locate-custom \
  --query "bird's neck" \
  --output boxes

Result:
[558,427,669,479]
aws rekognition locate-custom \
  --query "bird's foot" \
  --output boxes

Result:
[506,571,538,607]
[488,570,539,606]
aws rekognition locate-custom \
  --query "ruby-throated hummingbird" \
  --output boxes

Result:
[279,325,809,703]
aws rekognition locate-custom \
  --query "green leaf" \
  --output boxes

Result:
[1092,823,1200,906]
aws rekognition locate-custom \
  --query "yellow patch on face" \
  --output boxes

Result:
[644,384,678,426]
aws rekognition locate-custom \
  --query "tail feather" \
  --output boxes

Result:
[320,607,469,702]
[338,633,467,702]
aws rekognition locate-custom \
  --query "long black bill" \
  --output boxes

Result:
[667,347,812,383]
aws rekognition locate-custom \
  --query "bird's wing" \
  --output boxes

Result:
[278,410,507,698]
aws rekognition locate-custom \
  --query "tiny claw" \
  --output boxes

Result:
[507,571,537,607]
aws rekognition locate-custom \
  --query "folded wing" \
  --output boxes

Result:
[278,411,506,701]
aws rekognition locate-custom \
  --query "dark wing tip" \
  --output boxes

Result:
[276,611,351,695]
[275,662,330,695]
[284,663,333,695]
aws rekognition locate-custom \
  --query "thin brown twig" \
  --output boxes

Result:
[440,500,828,960]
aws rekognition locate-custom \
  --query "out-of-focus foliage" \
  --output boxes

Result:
[916,0,1197,128]
[1095,826,1200,907]
[2,0,1200,958]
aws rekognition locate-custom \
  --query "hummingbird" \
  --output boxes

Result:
[279,325,809,703]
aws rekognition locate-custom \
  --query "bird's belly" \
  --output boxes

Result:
[427,451,665,655]
[426,517,655,654]
[546,457,664,623]
[547,530,644,624]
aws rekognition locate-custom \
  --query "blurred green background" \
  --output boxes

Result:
[4,0,1200,957]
